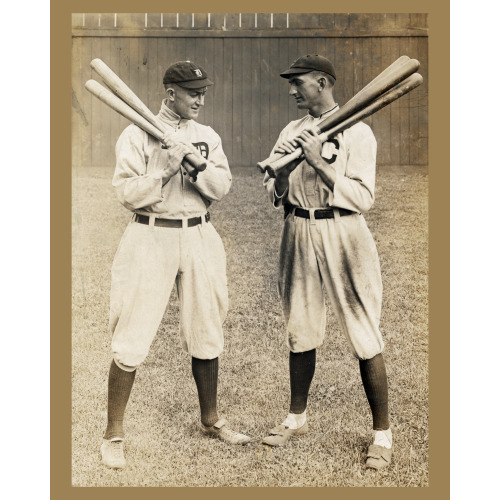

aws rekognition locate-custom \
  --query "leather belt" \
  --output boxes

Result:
[284,204,356,220]
[134,212,210,228]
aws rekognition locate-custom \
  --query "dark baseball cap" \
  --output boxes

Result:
[163,61,214,89]
[280,54,336,80]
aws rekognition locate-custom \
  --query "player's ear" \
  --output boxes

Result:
[318,76,327,92]
[164,85,175,101]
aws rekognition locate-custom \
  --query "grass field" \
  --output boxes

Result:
[72,164,428,487]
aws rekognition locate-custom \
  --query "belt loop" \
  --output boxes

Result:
[149,214,156,230]
[309,208,317,225]
[182,217,188,230]
[333,208,340,223]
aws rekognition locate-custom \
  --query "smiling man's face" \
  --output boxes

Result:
[169,85,207,120]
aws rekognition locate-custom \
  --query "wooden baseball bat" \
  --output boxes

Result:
[264,73,423,178]
[85,79,203,180]
[89,58,206,176]
[257,56,419,172]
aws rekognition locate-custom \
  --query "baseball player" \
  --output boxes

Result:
[261,55,393,470]
[101,61,251,470]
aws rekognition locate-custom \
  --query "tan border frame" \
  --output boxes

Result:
[53,0,449,498]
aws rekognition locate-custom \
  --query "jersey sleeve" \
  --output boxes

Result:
[332,123,377,213]
[188,129,232,202]
[112,125,166,211]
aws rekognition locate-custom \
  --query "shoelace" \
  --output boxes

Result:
[221,426,245,439]
[110,441,123,457]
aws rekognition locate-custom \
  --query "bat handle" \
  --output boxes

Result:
[182,160,199,181]
[257,152,286,173]
[264,148,304,178]
[184,152,207,172]
[264,131,329,178]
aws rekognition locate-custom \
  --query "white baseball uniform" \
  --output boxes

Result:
[264,108,384,360]
[109,100,232,368]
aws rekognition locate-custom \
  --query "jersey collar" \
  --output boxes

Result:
[157,99,190,128]
[310,103,340,119]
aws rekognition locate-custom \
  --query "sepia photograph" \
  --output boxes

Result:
[71,11,430,488]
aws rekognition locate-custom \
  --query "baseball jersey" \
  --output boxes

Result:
[264,107,377,213]
[113,99,232,218]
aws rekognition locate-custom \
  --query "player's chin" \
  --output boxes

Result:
[189,108,200,119]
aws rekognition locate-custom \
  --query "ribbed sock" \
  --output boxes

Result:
[289,349,316,414]
[359,353,390,430]
[192,357,219,427]
[104,359,136,440]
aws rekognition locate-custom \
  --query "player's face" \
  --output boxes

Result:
[171,86,207,120]
[288,74,321,110]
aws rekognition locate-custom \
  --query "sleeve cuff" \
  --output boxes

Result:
[273,186,288,207]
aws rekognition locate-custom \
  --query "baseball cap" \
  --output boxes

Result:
[163,61,214,89]
[280,54,336,80]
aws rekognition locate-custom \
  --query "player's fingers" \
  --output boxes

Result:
[277,141,296,154]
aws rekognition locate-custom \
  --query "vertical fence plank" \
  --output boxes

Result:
[231,38,242,167]
[211,38,224,149]
[408,34,420,165]
[269,38,282,152]
[353,38,364,100]
[337,38,354,107]
[222,38,233,161]
[251,38,262,165]
[260,38,272,156]
[203,37,216,127]
[147,37,159,113]
[241,38,253,166]
[416,36,428,165]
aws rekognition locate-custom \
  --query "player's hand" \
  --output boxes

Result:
[161,142,192,179]
[274,138,299,155]
[295,128,324,168]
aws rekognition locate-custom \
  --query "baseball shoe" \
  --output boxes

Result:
[101,438,126,469]
[365,444,393,470]
[366,428,392,470]
[262,421,309,447]
[200,418,251,445]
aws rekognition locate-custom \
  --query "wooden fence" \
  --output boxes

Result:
[72,13,428,168]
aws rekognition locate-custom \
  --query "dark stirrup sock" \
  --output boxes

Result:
[359,353,390,430]
[104,359,136,440]
[289,349,316,414]
[192,357,219,427]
